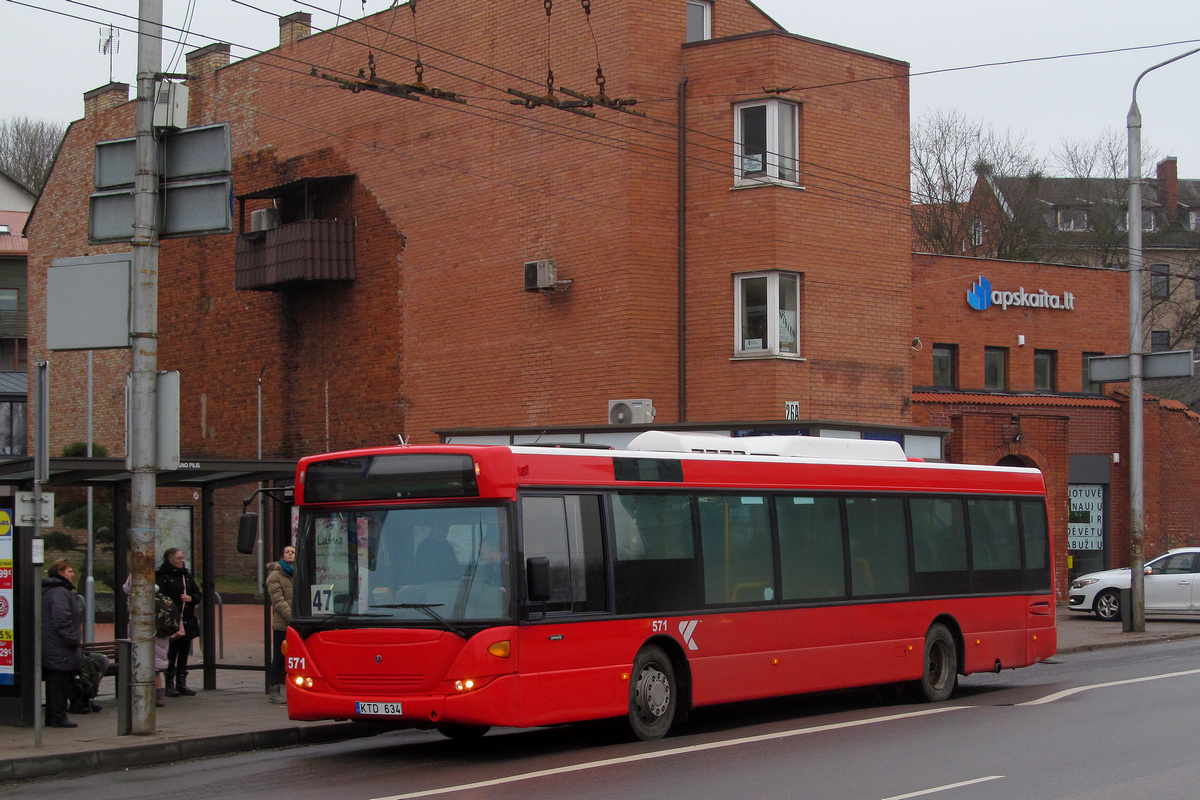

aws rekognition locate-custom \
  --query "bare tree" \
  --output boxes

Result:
[910,109,1043,255]
[0,115,67,194]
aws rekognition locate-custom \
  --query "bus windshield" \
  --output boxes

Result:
[298,504,510,624]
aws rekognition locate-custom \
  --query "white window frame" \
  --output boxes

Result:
[1190,210,1200,231]
[734,99,799,186]
[1056,208,1088,231]
[685,0,711,42]
[734,271,801,358]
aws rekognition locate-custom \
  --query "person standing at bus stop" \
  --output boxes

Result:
[42,558,83,728]
[156,548,201,697]
[265,545,295,704]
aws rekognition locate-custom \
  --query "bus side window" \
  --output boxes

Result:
[521,494,606,613]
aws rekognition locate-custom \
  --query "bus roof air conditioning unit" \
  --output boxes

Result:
[524,259,557,291]
[608,399,656,425]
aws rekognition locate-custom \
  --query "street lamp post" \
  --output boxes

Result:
[1125,47,1200,633]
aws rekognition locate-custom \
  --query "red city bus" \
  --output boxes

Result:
[279,431,1055,740]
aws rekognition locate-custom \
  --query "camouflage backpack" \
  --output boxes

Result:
[154,591,181,637]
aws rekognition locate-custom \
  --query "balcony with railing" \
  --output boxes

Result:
[234,218,355,291]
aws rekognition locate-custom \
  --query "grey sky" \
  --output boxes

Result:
[4,0,1198,175]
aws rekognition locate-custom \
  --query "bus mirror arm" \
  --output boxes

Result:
[236,487,295,555]
[526,557,551,619]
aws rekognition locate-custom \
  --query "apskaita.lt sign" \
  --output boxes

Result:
[967,275,1075,311]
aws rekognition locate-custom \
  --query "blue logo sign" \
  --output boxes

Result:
[967,275,992,310]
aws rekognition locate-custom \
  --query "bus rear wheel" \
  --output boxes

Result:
[628,645,677,740]
[436,724,490,740]
[919,623,958,702]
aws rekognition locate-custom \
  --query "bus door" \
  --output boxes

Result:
[517,493,618,726]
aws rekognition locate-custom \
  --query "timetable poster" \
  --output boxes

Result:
[0,509,13,685]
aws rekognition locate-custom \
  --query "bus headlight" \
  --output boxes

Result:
[293,675,314,689]
[454,679,476,692]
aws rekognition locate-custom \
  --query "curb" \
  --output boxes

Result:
[1056,630,1200,656]
[0,722,385,782]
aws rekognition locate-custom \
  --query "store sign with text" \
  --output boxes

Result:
[967,275,1076,312]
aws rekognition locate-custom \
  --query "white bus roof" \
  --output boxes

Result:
[625,431,908,461]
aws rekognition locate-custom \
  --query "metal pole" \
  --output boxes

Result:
[85,351,94,643]
[32,361,48,746]
[1126,46,1200,634]
[129,0,163,733]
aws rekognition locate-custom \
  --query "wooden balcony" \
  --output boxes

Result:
[234,219,355,291]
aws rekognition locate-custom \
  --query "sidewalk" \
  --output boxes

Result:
[3,606,1199,781]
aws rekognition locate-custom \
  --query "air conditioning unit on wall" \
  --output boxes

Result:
[524,259,557,291]
[608,399,656,425]
[250,208,280,232]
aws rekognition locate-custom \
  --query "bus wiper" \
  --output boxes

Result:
[308,610,389,631]
[371,603,467,638]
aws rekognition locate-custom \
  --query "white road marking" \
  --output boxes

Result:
[372,706,967,800]
[880,775,1004,800]
[1018,667,1200,706]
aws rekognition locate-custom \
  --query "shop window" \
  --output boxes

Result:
[735,99,799,185]
[685,0,711,42]
[984,347,1008,391]
[932,344,957,389]
[1033,349,1056,392]
[734,271,800,357]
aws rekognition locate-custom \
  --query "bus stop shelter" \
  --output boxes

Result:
[0,456,296,727]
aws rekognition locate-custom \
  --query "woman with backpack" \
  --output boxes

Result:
[156,548,201,697]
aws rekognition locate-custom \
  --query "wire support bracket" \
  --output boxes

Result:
[506,87,596,118]
[313,67,467,105]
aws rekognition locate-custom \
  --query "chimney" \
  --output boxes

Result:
[186,42,231,80]
[1157,157,1179,225]
[280,13,312,47]
[83,82,130,118]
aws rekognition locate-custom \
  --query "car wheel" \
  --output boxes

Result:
[1094,588,1121,621]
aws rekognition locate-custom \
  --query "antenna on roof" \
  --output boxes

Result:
[99,25,120,84]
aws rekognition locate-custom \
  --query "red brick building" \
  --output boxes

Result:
[23,4,1200,595]
[911,253,1200,594]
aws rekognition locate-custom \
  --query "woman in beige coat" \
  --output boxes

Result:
[265,545,294,704]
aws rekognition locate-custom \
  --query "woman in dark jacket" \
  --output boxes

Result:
[155,548,201,696]
[42,558,83,728]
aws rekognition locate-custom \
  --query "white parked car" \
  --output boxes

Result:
[1068,547,1200,620]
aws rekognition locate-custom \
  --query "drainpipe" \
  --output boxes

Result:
[677,77,689,422]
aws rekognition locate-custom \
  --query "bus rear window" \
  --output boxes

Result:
[304,454,479,502]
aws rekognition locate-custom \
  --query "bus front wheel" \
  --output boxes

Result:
[437,724,490,740]
[919,624,958,702]
[628,645,677,740]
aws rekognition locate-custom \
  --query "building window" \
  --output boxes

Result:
[969,218,983,247]
[1151,330,1170,352]
[1191,210,1200,231]
[932,344,957,389]
[0,290,17,312]
[1151,264,1170,299]
[0,225,10,235]
[0,339,27,372]
[1118,208,1157,233]
[1056,208,1088,231]
[0,400,27,455]
[1034,349,1056,392]
[1082,352,1103,394]
[1195,266,1200,300]
[984,347,1008,391]
[685,0,711,42]
[735,271,800,356]
[735,99,799,185]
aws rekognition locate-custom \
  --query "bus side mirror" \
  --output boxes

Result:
[236,513,258,554]
[526,557,551,602]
